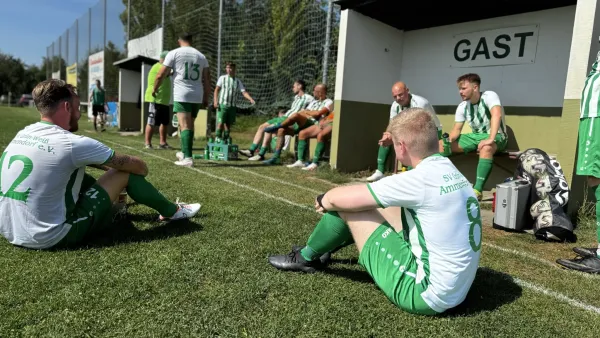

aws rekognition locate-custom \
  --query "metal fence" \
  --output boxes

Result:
[46,0,340,114]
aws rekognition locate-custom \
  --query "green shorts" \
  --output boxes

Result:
[174,101,201,119]
[267,116,286,125]
[359,222,438,316]
[576,117,600,178]
[293,118,318,134]
[54,174,113,248]
[217,104,237,126]
[457,133,507,154]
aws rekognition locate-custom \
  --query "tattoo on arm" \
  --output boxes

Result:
[110,154,132,166]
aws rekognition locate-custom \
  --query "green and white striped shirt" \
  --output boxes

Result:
[580,51,600,118]
[216,75,246,107]
[390,93,442,130]
[455,91,506,135]
[304,98,334,120]
[284,94,314,117]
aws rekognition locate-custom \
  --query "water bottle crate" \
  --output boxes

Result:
[207,142,239,161]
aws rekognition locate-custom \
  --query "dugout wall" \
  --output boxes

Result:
[331,0,600,214]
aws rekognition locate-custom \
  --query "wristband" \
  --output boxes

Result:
[316,193,327,211]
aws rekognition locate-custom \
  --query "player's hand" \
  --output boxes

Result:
[203,99,209,108]
[213,102,218,109]
[315,194,326,214]
[378,132,393,146]
[477,139,495,151]
[250,99,256,105]
[151,90,157,98]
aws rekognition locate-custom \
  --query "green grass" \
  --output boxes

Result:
[1,107,600,337]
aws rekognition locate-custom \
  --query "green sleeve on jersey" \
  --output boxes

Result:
[367,184,385,209]
[102,149,115,165]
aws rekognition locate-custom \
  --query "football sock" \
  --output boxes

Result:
[258,146,268,157]
[249,143,258,153]
[216,128,223,139]
[297,140,307,162]
[313,142,326,164]
[272,149,281,159]
[594,185,600,258]
[180,130,191,158]
[127,174,178,217]
[474,158,493,192]
[223,130,230,141]
[188,130,195,157]
[377,145,391,172]
[301,211,353,261]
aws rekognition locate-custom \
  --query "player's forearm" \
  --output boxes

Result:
[488,112,501,140]
[153,74,165,92]
[213,88,220,106]
[321,185,378,212]
[107,153,149,177]
[243,92,253,101]
[306,110,322,118]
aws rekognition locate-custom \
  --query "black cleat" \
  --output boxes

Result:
[292,245,332,265]
[573,247,598,258]
[556,256,600,274]
[268,249,325,273]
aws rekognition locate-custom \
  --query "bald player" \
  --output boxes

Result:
[366,82,442,182]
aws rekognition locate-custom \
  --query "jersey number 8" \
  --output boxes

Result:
[466,196,482,252]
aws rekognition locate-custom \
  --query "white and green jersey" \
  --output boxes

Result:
[302,98,334,119]
[455,91,506,135]
[580,51,600,118]
[216,75,246,107]
[163,46,210,103]
[367,154,481,312]
[284,94,314,117]
[0,122,114,249]
[390,94,442,130]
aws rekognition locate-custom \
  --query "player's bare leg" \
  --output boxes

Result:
[175,112,194,167]
[263,127,294,165]
[303,124,333,171]
[240,122,269,159]
[288,124,320,168]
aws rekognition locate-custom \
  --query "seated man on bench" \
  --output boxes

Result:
[287,111,335,171]
[440,73,507,201]
[261,84,333,165]
[268,108,482,315]
[239,79,313,161]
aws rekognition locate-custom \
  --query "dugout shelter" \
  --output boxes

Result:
[330,0,598,215]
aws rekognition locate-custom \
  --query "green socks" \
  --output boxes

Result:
[594,186,600,258]
[313,142,326,163]
[297,140,307,162]
[272,149,281,159]
[301,211,353,261]
[474,158,493,192]
[223,130,230,141]
[259,146,268,157]
[377,145,391,172]
[215,128,223,139]
[249,143,258,153]
[180,130,191,158]
[127,174,178,217]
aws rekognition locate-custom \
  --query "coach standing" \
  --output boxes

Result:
[144,51,173,149]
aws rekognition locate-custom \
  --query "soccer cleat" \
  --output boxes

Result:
[287,160,305,168]
[291,245,332,265]
[248,154,264,161]
[302,163,318,171]
[263,123,282,133]
[174,158,193,167]
[262,157,281,165]
[366,170,384,182]
[159,143,172,150]
[144,144,153,149]
[556,256,600,274]
[239,149,254,157]
[573,247,598,258]
[268,249,325,273]
[176,151,185,161]
[474,189,482,202]
[159,200,201,222]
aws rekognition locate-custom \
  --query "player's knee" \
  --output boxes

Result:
[317,133,325,142]
[277,128,285,136]
[480,144,495,157]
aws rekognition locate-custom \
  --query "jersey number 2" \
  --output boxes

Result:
[0,152,33,203]
[466,196,482,252]
[184,62,200,81]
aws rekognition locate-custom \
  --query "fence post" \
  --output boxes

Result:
[103,0,107,50]
[88,8,92,56]
[75,19,79,69]
[161,0,165,29]
[217,0,223,78]
[66,29,69,68]
[322,0,333,84]
[127,0,131,52]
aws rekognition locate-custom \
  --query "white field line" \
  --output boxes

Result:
[102,139,312,211]
[103,137,600,314]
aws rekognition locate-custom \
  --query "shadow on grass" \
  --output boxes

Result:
[325,266,522,316]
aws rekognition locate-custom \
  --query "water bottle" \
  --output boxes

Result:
[171,114,179,128]
[442,132,451,156]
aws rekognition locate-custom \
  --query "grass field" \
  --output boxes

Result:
[1,106,599,337]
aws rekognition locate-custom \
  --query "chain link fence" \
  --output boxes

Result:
[46,0,340,115]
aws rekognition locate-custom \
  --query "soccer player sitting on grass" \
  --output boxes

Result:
[287,111,335,171]
[439,73,507,201]
[239,79,313,161]
[213,62,255,143]
[0,80,201,250]
[268,108,482,316]
[367,82,441,182]
[262,84,333,165]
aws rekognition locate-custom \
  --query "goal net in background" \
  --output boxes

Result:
[163,0,340,115]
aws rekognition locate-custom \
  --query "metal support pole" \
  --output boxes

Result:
[66,29,69,67]
[88,8,92,55]
[161,0,165,29]
[103,0,107,50]
[216,0,223,77]
[51,42,54,77]
[322,0,333,84]
[75,19,79,68]
[127,0,131,50]
[58,36,62,79]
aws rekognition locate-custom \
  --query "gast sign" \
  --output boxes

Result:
[451,25,539,68]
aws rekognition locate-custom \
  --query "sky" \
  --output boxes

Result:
[0,0,125,67]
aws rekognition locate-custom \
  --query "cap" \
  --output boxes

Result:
[160,50,169,59]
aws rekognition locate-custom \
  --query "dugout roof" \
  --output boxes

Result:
[113,55,158,72]
[334,0,577,31]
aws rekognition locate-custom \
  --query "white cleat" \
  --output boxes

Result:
[366,170,385,182]
[174,157,193,167]
[248,154,264,161]
[239,149,254,157]
[287,160,305,168]
[159,201,201,221]
[176,151,185,161]
[302,163,318,171]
